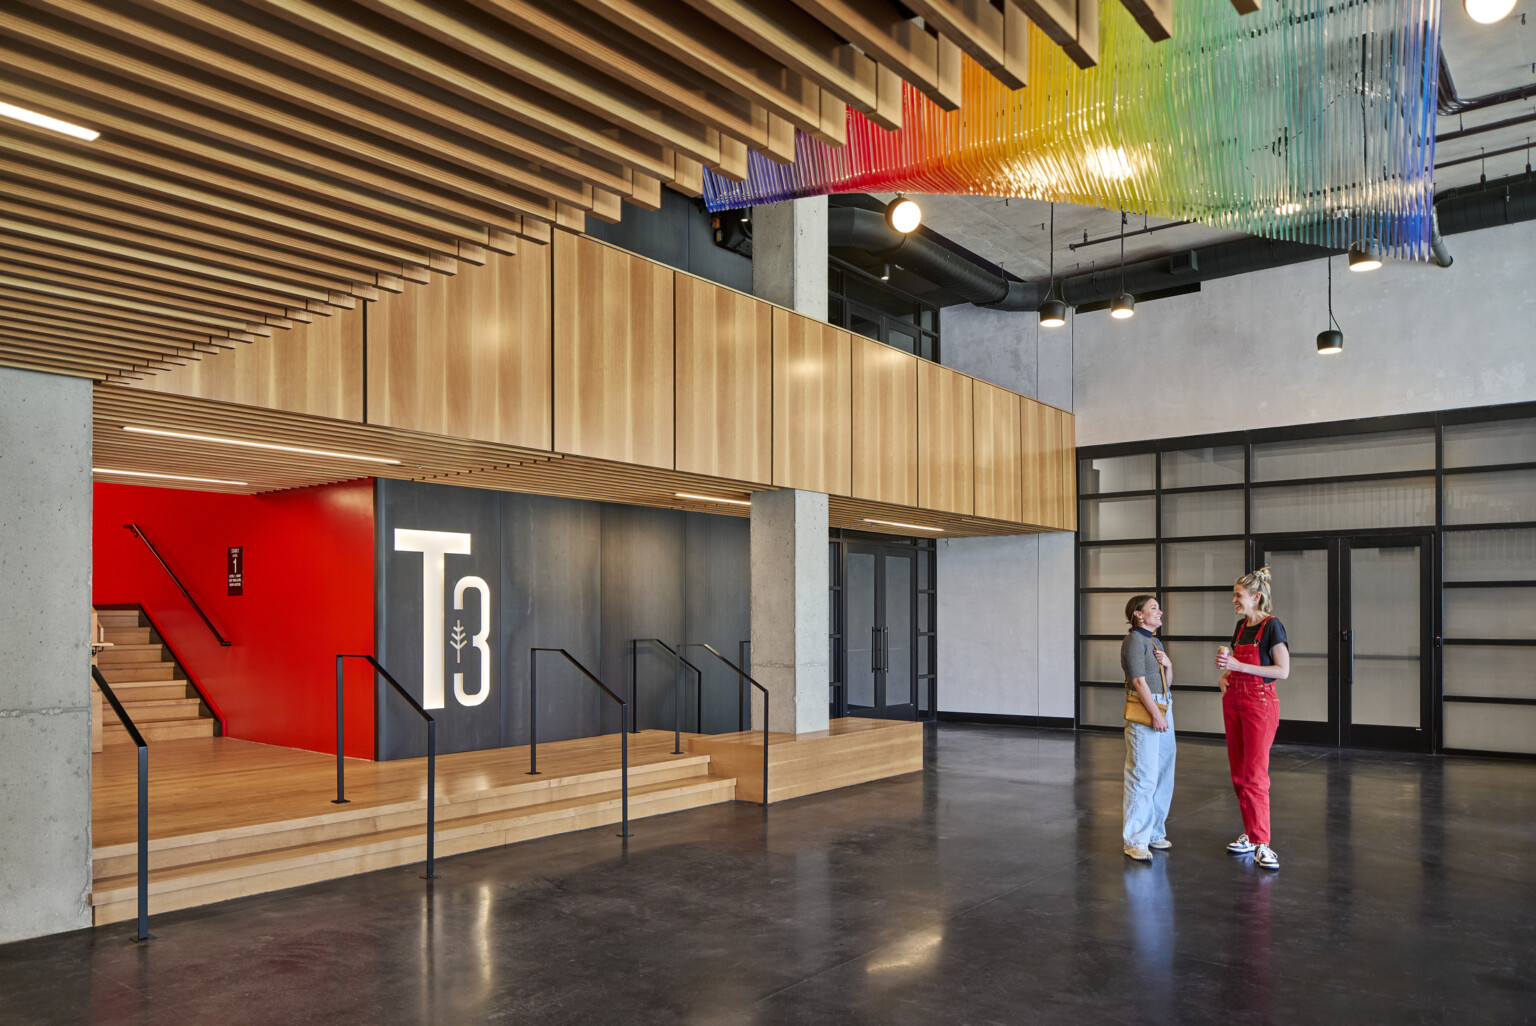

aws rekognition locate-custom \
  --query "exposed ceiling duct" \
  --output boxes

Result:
[827,172,1536,313]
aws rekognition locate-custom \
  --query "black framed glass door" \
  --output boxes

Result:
[842,542,918,720]
[1258,533,1433,751]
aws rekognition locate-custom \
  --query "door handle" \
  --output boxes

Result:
[872,626,881,674]
[882,627,890,673]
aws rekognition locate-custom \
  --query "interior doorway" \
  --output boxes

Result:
[830,534,935,721]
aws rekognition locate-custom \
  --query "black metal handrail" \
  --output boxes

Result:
[737,639,751,732]
[681,643,770,807]
[529,648,631,838]
[631,638,702,753]
[334,655,437,880]
[92,666,151,942]
[123,524,230,647]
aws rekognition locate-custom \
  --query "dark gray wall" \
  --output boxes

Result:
[376,480,749,759]
[583,188,752,293]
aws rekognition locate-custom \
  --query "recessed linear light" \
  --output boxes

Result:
[94,468,248,487]
[124,426,401,464]
[0,100,100,141]
[675,492,752,507]
[862,518,944,533]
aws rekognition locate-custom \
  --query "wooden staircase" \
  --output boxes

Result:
[93,607,219,745]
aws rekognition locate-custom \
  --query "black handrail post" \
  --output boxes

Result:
[332,655,349,804]
[619,704,631,838]
[135,740,149,942]
[422,719,438,879]
[672,655,682,754]
[762,691,770,809]
[679,644,770,808]
[630,640,640,734]
[531,649,630,843]
[527,648,540,775]
[739,640,750,731]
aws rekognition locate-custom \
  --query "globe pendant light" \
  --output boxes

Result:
[1463,0,1516,23]
[1110,210,1135,320]
[886,195,922,233]
[1317,256,1344,354]
[1038,203,1067,328]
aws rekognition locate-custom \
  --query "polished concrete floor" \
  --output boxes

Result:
[3,725,1533,1025]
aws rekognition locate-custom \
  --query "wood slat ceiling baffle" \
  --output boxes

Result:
[0,0,1182,385]
[92,386,1039,536]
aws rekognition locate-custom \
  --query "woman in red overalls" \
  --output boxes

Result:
[1214,566,1290,870]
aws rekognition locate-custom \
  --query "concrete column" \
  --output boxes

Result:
[0,366,93,943]
[750,489,830,735]
[751,196,828,321]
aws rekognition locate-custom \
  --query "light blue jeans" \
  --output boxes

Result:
[1123,708,1177,848]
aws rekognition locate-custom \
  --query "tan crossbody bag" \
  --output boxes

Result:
[1123,646,1170,727]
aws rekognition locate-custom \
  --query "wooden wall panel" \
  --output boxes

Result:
[130,307,363,421]
[675,275,772,483]
[553,232,674,467]
[1021,398,1076,530]
[367,247,552,448]
[1057,409,1078,530]
[772,310,851,496]
[972,379,1021,522]
[917,361,973,514]
[851,335,917,507]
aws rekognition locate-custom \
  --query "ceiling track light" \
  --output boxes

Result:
[674,492,752,507]
[1317,256,1344,354]
[1111,210,1135,320]
[879,262,892,282]
[1348,238,1383,272]
[861,518,944,533]
[93,468,248,487]
[123,426,401,464]
[1038,202,1067,328]
[886,195,921,234]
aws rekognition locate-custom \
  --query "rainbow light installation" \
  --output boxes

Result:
[705,0,1442,259]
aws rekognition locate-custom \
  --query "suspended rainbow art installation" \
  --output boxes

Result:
[704,0,1442,260]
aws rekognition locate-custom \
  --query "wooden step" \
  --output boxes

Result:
[91,755,716,878]
[103,719,217,744]
[90,773,736,923]
[95,610,145,628]
[102,698,206,724]
[96,678,195,701]
[97,644,169,666]
[102,626,154,645]
[96,662,183,684]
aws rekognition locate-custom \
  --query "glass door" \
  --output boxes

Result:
[843,542,918,720]
[1257,535,1432,751]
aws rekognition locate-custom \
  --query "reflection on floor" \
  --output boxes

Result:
[6,725,1534,1024]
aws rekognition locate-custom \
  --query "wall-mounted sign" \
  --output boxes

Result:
[394,528,491,710]
[227,546,243,596]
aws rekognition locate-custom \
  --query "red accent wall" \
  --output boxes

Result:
[93,479,377,758]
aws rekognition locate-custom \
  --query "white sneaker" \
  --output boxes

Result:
[1149,838,1172,850]
[1255,843,1279,869]
[1124,844,1152,861]
[1227,833,1255,854]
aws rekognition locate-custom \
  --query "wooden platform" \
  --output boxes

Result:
[686,717,924,804]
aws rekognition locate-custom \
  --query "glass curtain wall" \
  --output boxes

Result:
[1075,403,1536,757]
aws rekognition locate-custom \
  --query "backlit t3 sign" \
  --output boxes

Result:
[393,529,491,710]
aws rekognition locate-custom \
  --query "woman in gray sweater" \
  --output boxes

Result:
[1122,594,1175,861]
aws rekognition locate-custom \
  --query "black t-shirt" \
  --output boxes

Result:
[1232,618,1288,665]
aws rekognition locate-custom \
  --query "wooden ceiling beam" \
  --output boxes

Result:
[0,341,145,376]
[0,299,228,349]
[0,317,220,359]
[0,255,301,327]
[1117,0,1172,42]
[0,326,194,365]
[0,310,228,354]
[1011,0,1096,68]
[791,0,961,111]
[902,0,1027,88]
[0,332,181,370]
[0,279,268,337]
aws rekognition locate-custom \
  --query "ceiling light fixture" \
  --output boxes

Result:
[862,518,944,533]
[1038,203,1067,328]
[879,263,892,282]
[675,492,752,507]
[886,195,921,234]
[93,468,248,486]
[1316,256,1344,355]
[1111,210,1135,319]
[123,426,402,464]
[1347,239,1383,272]
[0,100,100,141]
[1462,0,1516,23]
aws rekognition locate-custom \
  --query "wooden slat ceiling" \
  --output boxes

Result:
[0,0,1181,381]
[92,386,1040,536]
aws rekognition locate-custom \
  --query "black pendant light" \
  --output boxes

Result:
[1038,203,1067,328]
[1317,256,1344,354]
[1110,210,1134,319]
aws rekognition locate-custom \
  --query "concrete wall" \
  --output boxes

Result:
[1073,221,1536,447]
[936,306,1077,721]
[0,367,93,943]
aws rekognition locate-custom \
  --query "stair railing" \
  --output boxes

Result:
[631,638,703,754]
[737,639,751,732]
[91,666,152,942]
[333,655,437,880]
[132,604,228,736]
[123,524,230,647]
[528,649,631,839]
[680,643,770,807]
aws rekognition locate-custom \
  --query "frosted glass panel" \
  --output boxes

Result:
[1443,646,1536,700]
[1251,429,1434,481]
[1162,445,1244,489]
[1164,540,1246,587]
[1170,690,1224,734]
[1082,592,1147,635]
[1079,495,1155,540]
[1163,591,1233,637]
[1079,454,1155,494]
[1081,640,1125,682]
[1081,545,1156,589]
[1443,588,1536,640]
[1165,641,1224,687]
[1443,470,1536,525]
[1268,548,1329,722]
[1250,478,1434,533]
[1162,489,1243,538]
[1080,685,1127,727]
[1443,703,1536,755]
[1443,418,1536,468]
[1350,545,1420,729]
[1443,529,1536,582]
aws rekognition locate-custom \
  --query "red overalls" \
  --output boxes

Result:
[1223,616,1279,845]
